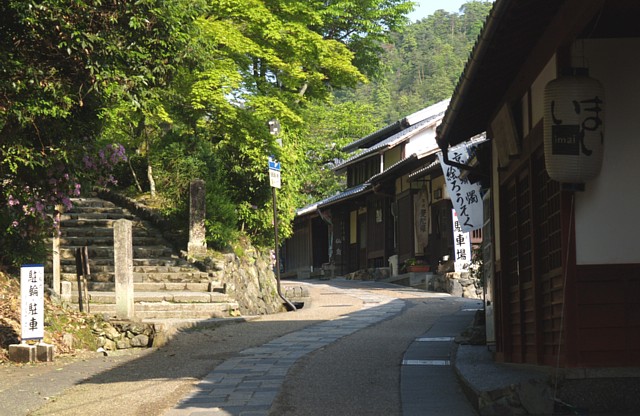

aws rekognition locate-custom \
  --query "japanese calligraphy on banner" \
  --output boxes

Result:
[413,189,429,255]
[438,144,483,232]
[451,210,472,272]
[21,264,45,341]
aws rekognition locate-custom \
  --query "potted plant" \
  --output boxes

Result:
[404,258,430,273]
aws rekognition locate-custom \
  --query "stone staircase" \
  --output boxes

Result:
[57,197,239,320]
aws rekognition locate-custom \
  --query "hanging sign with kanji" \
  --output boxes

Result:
[438,143,483,232]
[21,264,45,341]
[451,210,472,272]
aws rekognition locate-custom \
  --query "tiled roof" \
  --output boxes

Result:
[342,99,450,152]
[295,183,372,216]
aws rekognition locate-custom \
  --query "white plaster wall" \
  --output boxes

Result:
[530,58,557,127]
[573,38,640,265]
[406,125,437,155]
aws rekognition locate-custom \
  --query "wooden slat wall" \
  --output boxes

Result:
[502,168,536,362]
[501,148,564,365]
[532,151,564,365]
[367,197,386,264]
[284,218,311,273]
[397,194,413,263]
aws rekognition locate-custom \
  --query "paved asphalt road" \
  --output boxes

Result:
[0,279,478,416]
[269,281,475,416]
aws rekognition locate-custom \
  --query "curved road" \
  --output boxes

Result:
[3,279,479,416]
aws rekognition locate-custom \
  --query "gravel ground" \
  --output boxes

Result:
[0,281,365,416]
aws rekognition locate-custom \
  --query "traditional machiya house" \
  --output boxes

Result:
[283,100,454,278]
[435,0,640,369]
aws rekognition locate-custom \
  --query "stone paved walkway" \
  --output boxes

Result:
[165,287,404,416]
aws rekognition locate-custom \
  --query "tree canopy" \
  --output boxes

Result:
[0,0,415,267]
[0,0,493,268]
[337,1,493,123]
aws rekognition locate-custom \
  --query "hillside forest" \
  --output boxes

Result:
[0,0,492,270]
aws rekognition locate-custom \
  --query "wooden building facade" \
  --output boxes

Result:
[435,0,640,367]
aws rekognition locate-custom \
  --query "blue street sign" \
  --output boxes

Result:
[268,156,281,171]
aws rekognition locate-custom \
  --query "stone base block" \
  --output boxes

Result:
[61,281,72,303]
[8,343,55,363]
[8,344,36,363]
[36,343,55,362]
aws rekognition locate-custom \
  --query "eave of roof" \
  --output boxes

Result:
[333,111,443,173]
[368,154,419,184]
[410,132,488,180]
[317,183,371,210]
[341,121,403,153]
[409,159,441,181]
[296,183,373,218]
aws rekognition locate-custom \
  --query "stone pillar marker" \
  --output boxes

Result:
[188,179,207,258]
[51,204,64,295]
[114,219,134,319]
[52,234,60,295]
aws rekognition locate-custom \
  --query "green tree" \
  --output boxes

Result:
[0,0,204,268]
[0,0,416,266]
[339,1,492,124]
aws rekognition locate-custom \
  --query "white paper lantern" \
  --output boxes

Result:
[543,68,605,183]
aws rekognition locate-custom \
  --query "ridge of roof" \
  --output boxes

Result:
[333,110,444,173]
[342,98,451,152]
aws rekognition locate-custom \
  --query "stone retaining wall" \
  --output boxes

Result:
[200,248,285,316]
[431,272,483,299]
[93,321,156,350]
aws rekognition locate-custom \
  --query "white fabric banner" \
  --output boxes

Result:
[451,210,472,272]
[438,144,483,232]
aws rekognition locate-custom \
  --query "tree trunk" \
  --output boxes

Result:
[129,158,143,192]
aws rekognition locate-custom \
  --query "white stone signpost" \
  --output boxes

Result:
[21,264,44,341]
[9,264,54,362]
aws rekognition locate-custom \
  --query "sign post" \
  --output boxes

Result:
[9,264,54,362]
[21,264,45,341]
[268,157,281,189]
[268,156,295,311]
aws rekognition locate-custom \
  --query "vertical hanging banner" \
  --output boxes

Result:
[413,189,429,255]
[21,264,45,341]
[451,210,472,272]
[438,144,483,232]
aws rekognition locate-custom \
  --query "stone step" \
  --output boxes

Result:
[73,291,232,304]
[61,212,133,221]
[59,236,166,246]
[60,246,174,260]
[69,197,118,208]
[85,301,240,320]
[67,281,221,292]
[60,257,185,268]
[61,218,139,228]
[65,206,127,215]
[54,195,242,321]
[60,263,205,274]
[62,271,214,284]
[61,227,161,238]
